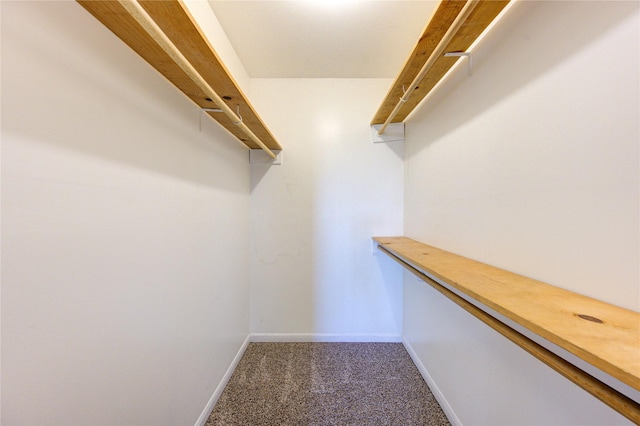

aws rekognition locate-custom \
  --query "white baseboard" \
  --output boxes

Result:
[194,335,251,426]
[402,339,462,426]
[250,333,402,343]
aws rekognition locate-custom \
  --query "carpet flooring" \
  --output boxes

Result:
[206,342,450,425]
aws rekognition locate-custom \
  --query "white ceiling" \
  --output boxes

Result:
[207,1,439,78]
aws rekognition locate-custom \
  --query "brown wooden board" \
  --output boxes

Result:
[78,0,281,151]
[374,236,640,392]
[371,0,510,125]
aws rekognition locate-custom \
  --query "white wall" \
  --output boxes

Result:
[249,79,404,340]
[1,2,251,425]
[401,1,639,424]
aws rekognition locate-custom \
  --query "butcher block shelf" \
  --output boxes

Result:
[371,0,510,126]
[374,236,640,421]
[78,0,282,152]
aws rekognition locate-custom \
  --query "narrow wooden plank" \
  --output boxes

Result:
[374,236,640,392]
[77,0,282,151]
[371,0,510,126]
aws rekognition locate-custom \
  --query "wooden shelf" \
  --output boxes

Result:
[374,236,640,390]
[78,0,281,152]
[374,236,640,421]
[371,0,510,126]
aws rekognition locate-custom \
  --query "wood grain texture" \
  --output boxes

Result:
[373,236,640,393]
[377,245,640,423]
[77,0,281,151]
[371,0,510,126]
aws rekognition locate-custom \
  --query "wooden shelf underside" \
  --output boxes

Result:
[78,0,281,151]
[371,0,510,126]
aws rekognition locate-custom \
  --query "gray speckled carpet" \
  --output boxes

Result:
[206,342,450,426]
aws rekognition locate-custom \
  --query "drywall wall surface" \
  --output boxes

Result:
[403,274,634,426]
[1,2,250,425]
[249,79,404,339]
[402,1,639,424]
